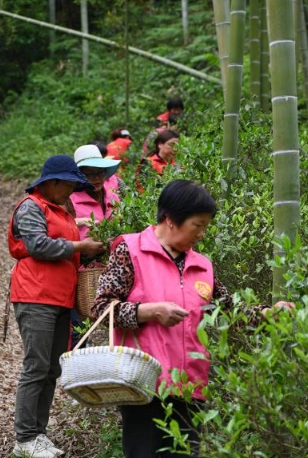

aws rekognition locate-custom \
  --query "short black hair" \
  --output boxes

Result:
[91,140,107,158]
[167,97,184,111]
[157,179,216,226]
[153,130,180,154]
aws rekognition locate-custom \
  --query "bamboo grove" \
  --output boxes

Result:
[214,0,302,302]
[0,0,306,303]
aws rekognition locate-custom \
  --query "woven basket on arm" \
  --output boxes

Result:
[76,267,103,320]
[60,300,162,407]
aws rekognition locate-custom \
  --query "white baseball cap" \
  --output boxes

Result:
[74,145,121,179]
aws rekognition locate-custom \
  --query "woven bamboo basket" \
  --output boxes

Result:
[60,301,162,407]
[76,267,103,320]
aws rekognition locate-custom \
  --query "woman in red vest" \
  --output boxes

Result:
[155,97,184,128]
[8,155,104,458]
[106,127,133,166]
[135,130,180,193]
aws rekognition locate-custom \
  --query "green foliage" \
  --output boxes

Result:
[98,414,123,458]
[157,239,308,457]
[1,2,308,456]
[73,317,91,338]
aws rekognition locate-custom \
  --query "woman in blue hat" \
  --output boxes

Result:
[8,155,104,458]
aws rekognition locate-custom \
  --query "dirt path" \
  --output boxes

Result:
[0,178,118,458]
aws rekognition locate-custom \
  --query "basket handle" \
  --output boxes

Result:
[72,299,120,353]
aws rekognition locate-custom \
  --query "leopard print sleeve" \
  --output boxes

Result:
[92,240,140,329]
[213,274,233,310]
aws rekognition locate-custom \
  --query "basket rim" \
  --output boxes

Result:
[60,345,162,371]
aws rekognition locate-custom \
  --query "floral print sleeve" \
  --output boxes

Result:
[92,240,140,329]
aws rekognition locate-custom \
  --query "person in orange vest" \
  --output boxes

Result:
[155,97,184,128]
[8,155,104,458]
[135,130,180,193]
[106,127,133,164]
[142,113,181,157]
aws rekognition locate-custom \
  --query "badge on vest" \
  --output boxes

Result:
[195,281,212,301]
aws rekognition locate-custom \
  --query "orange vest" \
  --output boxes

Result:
[148,154,176,174]
[8,192,80,308]
[106,138,132,162]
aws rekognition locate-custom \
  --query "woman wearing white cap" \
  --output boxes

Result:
[66,144,121,242]
[65,145,122,349]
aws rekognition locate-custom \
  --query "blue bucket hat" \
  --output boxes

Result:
[74,145,121,179]
[25,155,94,193]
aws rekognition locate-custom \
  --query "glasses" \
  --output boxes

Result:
[83,170,106,180]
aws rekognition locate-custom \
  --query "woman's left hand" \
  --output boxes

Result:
[261,301,295,320]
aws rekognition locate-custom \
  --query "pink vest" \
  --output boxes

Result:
[104,175,119,193]
[114,225,214,399]
[70,186,120,239]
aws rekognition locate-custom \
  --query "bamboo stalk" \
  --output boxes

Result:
[299,0,308,111]
[260,0,270,111]
[48,0,56,58]
[250,0,261,103]
[125,0,129,126]
[293,0,300,75]
[81,0,89,77]
[0,9,221,84]
[181,0,189,45]
[212,0,230,100]
[266,0,300,302]
[221,0,246,198]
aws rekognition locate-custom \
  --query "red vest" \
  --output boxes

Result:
[114,226,213,399]
[106,138,132,162]
[147,154,176,174]
[8,192,80,308]
[156,111,170,124]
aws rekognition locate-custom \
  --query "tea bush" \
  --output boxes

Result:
[156,238,308,457]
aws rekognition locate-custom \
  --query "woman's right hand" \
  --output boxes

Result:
[73,238,106,256]
[137,301,189,327]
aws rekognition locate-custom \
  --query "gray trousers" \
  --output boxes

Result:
[14,303,71,443]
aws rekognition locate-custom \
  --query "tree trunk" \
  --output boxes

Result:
[81,0,89,77]
[212,0,230,101]
[221,0,246,198]
[250,0,261,103]
[266,0,300,302]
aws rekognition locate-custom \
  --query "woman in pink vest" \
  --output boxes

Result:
[92,179,223,458]
[92,179,294,457]
[66,144,121,244]
[8,155,104,458]
[65,144,122,348]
